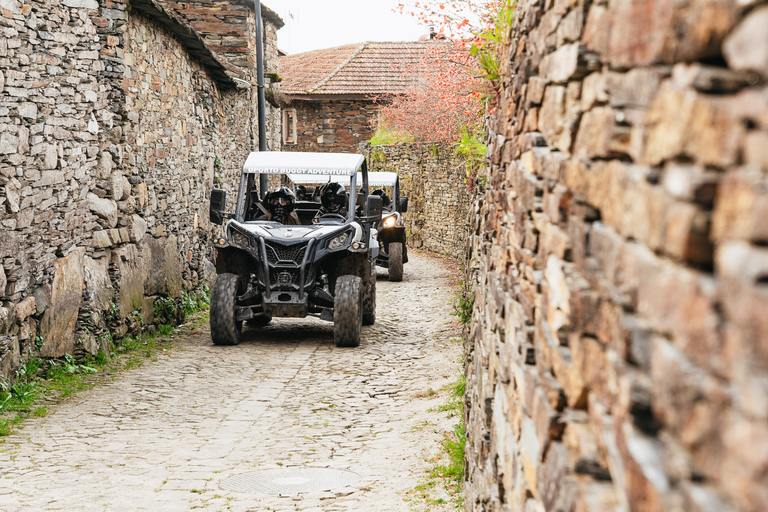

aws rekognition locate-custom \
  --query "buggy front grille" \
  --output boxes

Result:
[265,242,307,265]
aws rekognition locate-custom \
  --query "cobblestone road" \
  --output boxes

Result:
[0,253,463,511]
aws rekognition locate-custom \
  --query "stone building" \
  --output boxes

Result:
[279,42,433,152]
[0,0,282,378]
[465,1,768,511]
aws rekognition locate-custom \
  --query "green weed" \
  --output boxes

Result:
[368,126,414,146]
[451,291,473,324]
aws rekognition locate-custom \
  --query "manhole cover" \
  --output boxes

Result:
[219,467,361,495]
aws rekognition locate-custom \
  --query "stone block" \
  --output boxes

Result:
[716,242,768,370]
[606,68,664,109]
[711,166,768,243]
[615,421,671,512]
[83,255,114,316]
[744,130,768,169]
[129,214,147,242]
[87,192,118,228]
[537,442,577,511]
[639,261,723,375]
[650,338,729,478]
[679,483,737,512]
[0,132,18,154]
[39,248,85,358]
[110,171,131,201]
[581,4,609,56]
[661,164,718,206]
[540,44,596,84]
[539,84,581,155]
[723,5,768,79]
[581,72,608,111]
[573,106,631,160]
[520,415,541,496]
[15,296,35,323]
[719,412,768,511]
[574,480,622,512]
[608,0,738,68]
[645,83,743,168]
[111,244,145,318]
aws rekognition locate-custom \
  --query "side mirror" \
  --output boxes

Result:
[210,188,227,225]
[367,195,383,221]
[398,196,408,213]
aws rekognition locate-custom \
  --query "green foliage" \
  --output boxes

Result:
[181,291,196,316]
[435,422,467,484]
[214,155,222,167]
[469,0,516,105]
[16,357,43,384]
[34,335,45,351]
[455,126,486,173]
[96,349,110,366]
[451,290,474,324]
[368,126,414,146]
[106,302,120,324]
[455,125,488,191]
[47,354,96,380]
[154,296,176,325]
[198,285,211,308]
[157,324,174,336]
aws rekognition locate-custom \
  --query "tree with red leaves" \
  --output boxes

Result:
[375,1,513,144]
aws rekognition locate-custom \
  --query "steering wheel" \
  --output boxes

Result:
[319,213,346,221]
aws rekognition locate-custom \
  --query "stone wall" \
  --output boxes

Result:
[162,0,283,153]
[466,1,768,512]
[362,142,472,261]
[0,0,280,379]
[285,99,379,153]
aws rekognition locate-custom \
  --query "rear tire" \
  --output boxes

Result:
[334,275,362,347]
[363,264,376,326]
[388,242,403,282]
[210,273,242,346]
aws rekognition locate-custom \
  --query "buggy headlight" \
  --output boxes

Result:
[328,232,349,250]
[230,230,250,247]
[382,215,397,228]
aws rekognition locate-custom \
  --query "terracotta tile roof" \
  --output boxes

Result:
[280,42,439,96]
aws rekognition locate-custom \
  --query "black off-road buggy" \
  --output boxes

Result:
[208,151,383,347]
[368,172,409,281]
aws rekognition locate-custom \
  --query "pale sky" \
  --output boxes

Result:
[271,0,429,55]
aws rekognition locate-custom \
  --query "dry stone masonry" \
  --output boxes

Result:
[0,0,282,379]
[286,99,379,153]
[362,141,473,261]
[466,1,768,511]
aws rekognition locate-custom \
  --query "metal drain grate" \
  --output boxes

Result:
[219,467,361,495]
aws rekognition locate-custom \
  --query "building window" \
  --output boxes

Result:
[283,108,297,145]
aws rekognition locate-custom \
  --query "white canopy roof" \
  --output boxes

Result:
[243,151,365,176]
[367,172,398,187]
[287,171,398,188]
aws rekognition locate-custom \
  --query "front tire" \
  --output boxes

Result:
[210,273,242,346]
[363,264,376,326]
[334,275,362,347]
[388,242,403,282]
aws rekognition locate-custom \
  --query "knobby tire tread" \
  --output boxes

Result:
[389,242,404,282]
[334,275,362,347]
[210,273,242,346]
